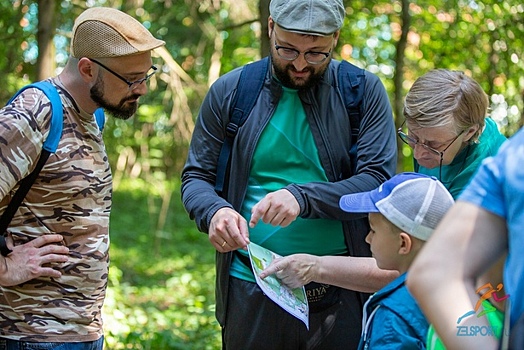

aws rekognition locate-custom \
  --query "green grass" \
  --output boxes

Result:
[103,178,221,349]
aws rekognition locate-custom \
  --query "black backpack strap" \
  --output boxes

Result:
[337,60,366,175]
[0,236,11,256]
[0,150,51,244]
[215,57,269,194]
[0,82,63,249]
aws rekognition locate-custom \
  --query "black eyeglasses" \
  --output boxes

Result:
[274,41,331,65]
[397,120,465,180]
[89,58,157,91]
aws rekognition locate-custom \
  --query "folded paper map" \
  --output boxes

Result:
[247,242,309,329]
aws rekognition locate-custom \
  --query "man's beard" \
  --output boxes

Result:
[270,50,328,90]
[90,77,139,120]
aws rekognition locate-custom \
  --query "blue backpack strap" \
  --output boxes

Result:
[337,60,366,175]
[7,82,105,138]
[8,81,63,153]
[94,108,105,131]
[215,57,269,194]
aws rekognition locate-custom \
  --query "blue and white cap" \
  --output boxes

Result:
[339,172,454,241]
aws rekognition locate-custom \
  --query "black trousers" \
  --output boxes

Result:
[223,277,364,350]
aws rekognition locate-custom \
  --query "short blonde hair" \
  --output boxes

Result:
[403,69,488,142]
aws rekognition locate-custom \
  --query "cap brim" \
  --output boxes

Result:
[339,192,380,213]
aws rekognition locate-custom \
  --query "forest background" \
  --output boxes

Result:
[1,0,523,349]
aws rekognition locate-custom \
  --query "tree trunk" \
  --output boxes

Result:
[394,0,411,172]
[259,0,270,58]
[37,0,56,80]
[36,0,56,80]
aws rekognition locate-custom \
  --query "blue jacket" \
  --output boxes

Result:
[359,273,429,349]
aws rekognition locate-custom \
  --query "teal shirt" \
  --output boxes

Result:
[418,118,507,349]
[415,118,506,199]
[231,87,345,282]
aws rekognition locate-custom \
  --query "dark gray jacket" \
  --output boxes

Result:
[181,57,397,326]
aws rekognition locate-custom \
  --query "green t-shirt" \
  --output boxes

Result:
[415,118,506,199]
[230,87,346,282]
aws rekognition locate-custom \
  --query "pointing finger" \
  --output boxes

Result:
[260,258,284,279]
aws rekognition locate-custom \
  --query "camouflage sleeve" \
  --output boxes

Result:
[0,88,52,200]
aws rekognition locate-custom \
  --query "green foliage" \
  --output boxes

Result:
[0,1,35,101]
[340,1,524,136]
[104,178,221,349]
[403,1,524,136]
[4,1,524,346]
[5,0,524,176]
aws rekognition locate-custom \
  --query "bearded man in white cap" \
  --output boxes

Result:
[0,7,164,349]
[181,0,397,348]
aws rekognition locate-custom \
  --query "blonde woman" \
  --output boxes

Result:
[399,69,506,198]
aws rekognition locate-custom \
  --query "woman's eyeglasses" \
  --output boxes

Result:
[397,120,464,180]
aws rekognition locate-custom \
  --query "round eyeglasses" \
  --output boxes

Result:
[274,41,331,65]
[397,120,465,180]
[89,58,157,91]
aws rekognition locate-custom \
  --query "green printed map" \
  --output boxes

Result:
[248,242,309,329]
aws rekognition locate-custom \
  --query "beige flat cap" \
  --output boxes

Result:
[70,7,165,58]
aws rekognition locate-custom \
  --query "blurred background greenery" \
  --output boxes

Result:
[105,178,220,349]
[2,0,524,348]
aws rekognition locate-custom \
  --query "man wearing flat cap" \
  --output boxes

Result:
[182,0,397,348]
[0,7,164,349]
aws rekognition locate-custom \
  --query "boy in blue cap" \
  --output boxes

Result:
[338,172,454,349]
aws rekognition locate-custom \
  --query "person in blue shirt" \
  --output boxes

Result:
[407,127,524,350]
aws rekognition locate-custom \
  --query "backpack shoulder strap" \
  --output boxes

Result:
[94,108,105,131]
[337,60,366,175]
[215,57,269,194]
[8,81,64,153]
[0,81,63,238]
[1,82,106,240]
[8,81,105,134]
